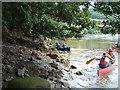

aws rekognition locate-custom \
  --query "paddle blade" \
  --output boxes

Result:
[86,58,96,64]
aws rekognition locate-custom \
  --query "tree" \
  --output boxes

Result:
[2,2,96,38]
[93,2,120,35]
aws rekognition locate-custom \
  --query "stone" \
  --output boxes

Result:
[24,73,30,77]
[61,82,69,88]
[50,63,58,69]
[17,57,23,61]
[6,65,13,73]
[6,37,16,44]
[60,59,65,63]
[28,57,36,61]
[17,67,26,77]
[70,65,77,69]
[76,71,83,75]
[9,50,15,55]
[36,56,41,60]
[47,53,59,59]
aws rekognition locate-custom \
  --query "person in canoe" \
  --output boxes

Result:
[99,52,110,68]
[115,43,120,48]
[62,43,68,48]
[56,43,61,48]
[108,48,115,59]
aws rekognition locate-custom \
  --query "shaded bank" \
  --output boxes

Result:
[2,26,72,88]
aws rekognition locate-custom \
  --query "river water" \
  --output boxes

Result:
[53,34,118,88]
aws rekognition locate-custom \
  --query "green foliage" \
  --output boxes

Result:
[2,2,33,32]
[89,8,106,19]
[93,2,120,35]
[2,2,96,38]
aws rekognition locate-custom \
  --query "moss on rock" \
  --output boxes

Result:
[7,77,51,89]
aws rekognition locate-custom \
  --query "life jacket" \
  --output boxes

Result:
[99,57,108,65]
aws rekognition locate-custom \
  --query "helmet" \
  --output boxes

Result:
[103,52,106,56]
[108,48,112,52]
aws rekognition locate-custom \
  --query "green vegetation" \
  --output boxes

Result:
[2,2,96,38]
[93,2,120,35]
[7,77,51,88]
[2,2,120,38]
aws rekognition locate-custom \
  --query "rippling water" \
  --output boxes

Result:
[53,34,118,88]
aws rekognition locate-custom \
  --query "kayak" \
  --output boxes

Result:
[112,46,120,50]
[57,47,70,51]
[97,64,116,76]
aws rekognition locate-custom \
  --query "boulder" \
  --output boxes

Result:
[70,65,77,69]
[17,67,26,77]
[5,65,13,73]
[7,77,51,88]
[76,71,83,75]
[50,62,58,69]
[6,37,16,44]
[47,53,59,59]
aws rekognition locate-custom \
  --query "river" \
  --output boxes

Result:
[52,34,118,88]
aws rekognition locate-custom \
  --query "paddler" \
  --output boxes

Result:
[99,52,114,68]
[56,43,61,48]
[115,43,120,48]
[108,48,115,59]
[62,43,68,48]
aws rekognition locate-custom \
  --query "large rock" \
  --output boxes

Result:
[76,71,83,75]
[50,62,63,70]
[5,65,13,73]
[47,53,59,59]
[17,67,26,77]
[70,65,77,69]
[7,77,51,88]
[6,37,16,44]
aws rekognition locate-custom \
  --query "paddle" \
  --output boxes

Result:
[86,49,108,64]
[86,57,96,64]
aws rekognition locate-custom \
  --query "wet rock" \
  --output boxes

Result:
[48,77,58,81]
[48,69,63,79]
[56,58,60,62]
[76,71,83,75]
[28,57,37,61]
[38,68,49,79]
[61,81,69,88]
[47,53,59,59]
[49,62,63,70]
[50,62,58,69]
[18,53,23,57]
[5,65,13,73]
[17,67,26,77]
[70,65,77,69]
[36,56,42,60]
[24,73,30,77]
[17,57,23,61]
[19,50,24,55]
[60,59,65,63]
[6,37,16,44]
[31,50,38,57]
[64,68,70,72]
[9,50,15,55]
[4,78,12,82]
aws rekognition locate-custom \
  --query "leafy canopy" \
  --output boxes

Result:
[2,2,96,38]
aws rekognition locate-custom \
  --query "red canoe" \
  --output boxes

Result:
[97,65,116,76]
[112,46,120,50]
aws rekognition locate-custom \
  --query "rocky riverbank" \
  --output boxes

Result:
[2,26,71,89]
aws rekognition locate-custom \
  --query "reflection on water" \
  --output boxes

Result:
[52,34,118,88]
